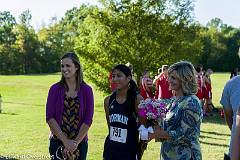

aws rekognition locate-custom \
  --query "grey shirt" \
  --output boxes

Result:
[220,75,240,156]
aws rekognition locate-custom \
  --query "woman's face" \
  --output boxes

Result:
[112,69,130,90]
[143,71,150,78]
[162,67,168,74]
[61,58,78,79]
[168,70,182,92]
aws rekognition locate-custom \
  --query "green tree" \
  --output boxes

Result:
[0,11,17,74]
[37,22,65,73]
[14,10,41,73]
[74,1,202,92]
[198,18,240,72]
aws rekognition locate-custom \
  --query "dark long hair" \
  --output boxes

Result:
[112,64,139,114]
[59,52,84,91]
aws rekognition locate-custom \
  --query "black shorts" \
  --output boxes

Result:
[103,150,137,160]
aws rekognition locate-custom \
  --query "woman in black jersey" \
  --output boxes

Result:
[103,64,143,160]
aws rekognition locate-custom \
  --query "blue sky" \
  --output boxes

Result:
[0,0,239,29]
[194,0,240,27]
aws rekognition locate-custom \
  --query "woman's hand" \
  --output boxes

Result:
[63,148,71,159]
[148,132,157,142]
[63,139,78,154]
[148,125,171,141]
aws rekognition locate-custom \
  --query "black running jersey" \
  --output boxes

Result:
[103,92,139,159]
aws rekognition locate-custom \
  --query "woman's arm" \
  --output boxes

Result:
[46,84,57,122]
[205,76,211,84]
[135,94,143,113]
[223,106,233,130]
[48,118,67,142]
[104,96,110,129]
[232,109,240,160]
[46,84,69,143]
[74,123,90,145]
[135,94,147,126]
[149,125,170,140]
[75,86,94,145]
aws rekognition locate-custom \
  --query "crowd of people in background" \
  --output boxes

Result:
[109,62,216,118]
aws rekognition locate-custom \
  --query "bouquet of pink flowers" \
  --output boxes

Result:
[138,98,169,141]
[138,98,168,124]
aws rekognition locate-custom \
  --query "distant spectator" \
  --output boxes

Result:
[155,65,172,99]
[139,70,153,99]
[125,62,133,74]
[204,69,217,113]
[153,68,162,85]
[125,62,136,83]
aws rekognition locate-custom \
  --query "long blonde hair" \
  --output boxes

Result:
[168,61,198,95]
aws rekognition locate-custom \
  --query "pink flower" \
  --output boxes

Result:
[160,113,166,118]
[138,98,168,121]
[138,108,147,118]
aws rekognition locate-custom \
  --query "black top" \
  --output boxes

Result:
[103,92,139,157]
[61,94,80,139]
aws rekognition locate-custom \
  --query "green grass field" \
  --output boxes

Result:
[0,73,231,159]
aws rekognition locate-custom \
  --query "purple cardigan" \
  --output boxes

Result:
[46,82,94,140]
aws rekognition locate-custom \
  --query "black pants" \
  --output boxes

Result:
[224,153,231,160]
[49,137,88,160]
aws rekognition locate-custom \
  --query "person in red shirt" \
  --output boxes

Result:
[153,68,162,85]
[195,65,212,117]
[139,70,153,99]
[202,70,212,116]
[155,65,172,99]
[204,68,219,114]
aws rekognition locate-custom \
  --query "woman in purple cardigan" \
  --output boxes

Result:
[46,52,94,160]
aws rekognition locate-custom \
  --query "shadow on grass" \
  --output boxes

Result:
[202,108,226,125]
[200,140,229,148]
[201,130,230,137]
[4,101,43,107]
[0,156,18,160]
[200,135,227,140]
[0,112,18,115]
[1,73,60,76]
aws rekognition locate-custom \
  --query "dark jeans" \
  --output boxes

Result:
[224,153,231,160]
[49,137,88,160]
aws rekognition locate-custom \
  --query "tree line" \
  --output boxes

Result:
[0,0,240,92]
